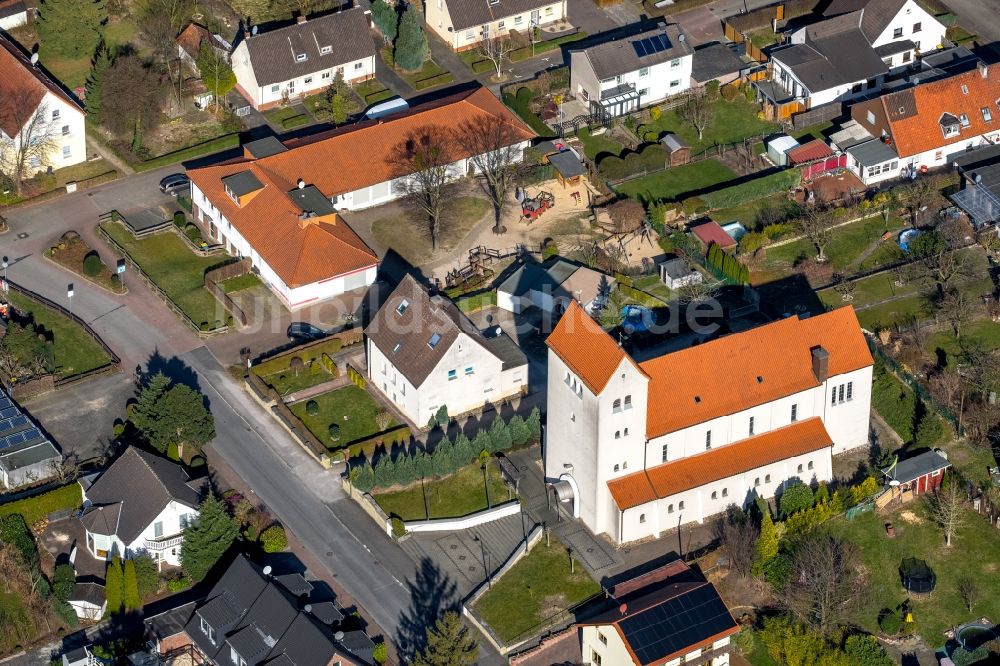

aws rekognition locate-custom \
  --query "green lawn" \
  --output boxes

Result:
[831,504,1000,645]
[576,127,625,161]
[614,159,738,203]
[379,47,454,89]
[766,214,908,271]
[790,121,835,143]
[925,319,1000,363]
[473,539,601,643]
[711,193,800,230]
[354,79,394,105]
[101,222,227,328]
[220,273,262,293]
[290,385,392,449]
[39,53,91,91]
[372,461,510,521]
[640,97,780,155]
[632,274,674,302]
[264,106,310,128]
[6,291,113,379]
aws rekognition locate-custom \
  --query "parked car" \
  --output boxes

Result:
[159,174,190,195]
[287,322,327,342]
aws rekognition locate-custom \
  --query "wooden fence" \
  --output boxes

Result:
[204,259,252,327]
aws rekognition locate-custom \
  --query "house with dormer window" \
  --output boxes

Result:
[79,447,203,567]
[365,274,528,425]
[844,62,1000,184]
[426,0,567,52]
[231,8,377,111]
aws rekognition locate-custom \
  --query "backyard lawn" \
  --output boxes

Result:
[253,338,344,395]
[473,538,601,643]
[830,504,1000,646]
[640,96,780,155]
[101,223,228,328]
[711,193,800,230]
[354,79,394,106]
[765,214,908,272]
[6,291,112,378]
[290,385,392,449]
[220,273,262,293]
[577,127,629,161]
[372,461,510,521]
[1,159,117,205]
[370,196,491,265]
[614,159,738,203]
[379,48,454,90]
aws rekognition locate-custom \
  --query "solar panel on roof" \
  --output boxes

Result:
[0,407,18,419]
[633,39,648,57]
[0,397,11,410]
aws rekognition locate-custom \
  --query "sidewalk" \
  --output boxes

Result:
[86,134,134,176]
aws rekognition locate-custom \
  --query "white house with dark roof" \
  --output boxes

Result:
[0,386,61,489]
[425,0,567,51]
[79,447,202,567]
[231,8,377,111]
[0,0,28,29]
[544,301,873,544]
[366,274,528,426]
[570,23,693,117]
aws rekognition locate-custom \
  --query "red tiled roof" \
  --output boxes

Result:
[545,300,647,395]
[641,306,872,438]
[0,33,83,138]
[883,66,1000,157]
[608,418,834,510]
[787,138,834,164]
[176,23,213,60]
[690,220,736,248]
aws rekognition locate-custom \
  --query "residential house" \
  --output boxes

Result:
[176,22,232,70]
[544,301,873,544]
[187,87,533,309]
[0,33,86,175]
[570,24,694,118]
[0,0,29,30]
[580,560,739,666]
[691,41,746,87]
[231,8,377,111]
[62,646,97,666]
[0,387,61,489]
[843,63,1000,184]
[79,447,202,567]
[67,582,106,620]
[496,258,614,315]
[425,0,568,52]
[148,554,372,665]
[951,143,1000,226]
[760,0,945,114]
[366,274,528,426]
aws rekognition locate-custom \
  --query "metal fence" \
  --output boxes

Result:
[869,341,963,434]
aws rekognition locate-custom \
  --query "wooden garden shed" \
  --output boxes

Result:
[660,133,691,167]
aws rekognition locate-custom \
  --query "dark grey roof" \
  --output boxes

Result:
[660,257,691,279]
[83,447,200,544]
[874,39,915,56]
[546,259,578,285]
[186,555,358,666]
[497,262,553,297]
[365,274,526,388]
[287,185,335,216]
[846,138,898,165]
[886,450,952,485]
[481,328,529,372]
[547,150,585,178]
[146,601,196,639]
[244,9,377,87]
[0,440,60,472]
[774,33,887,91]
[920,46,977,73]
[307,601,344,625]
[69,582,105,606]
[0,0,25,20]
[859,0,908,41]
[244,136,288,158]
[274,573,313,597]
[953,143,1000,171]
[691,41,745,83]
[443,0,558,31]
[64,647,91,664]
[339,630,376,663]
[80,503,122,537]
[223,170,264,197]
[577,24,693,80]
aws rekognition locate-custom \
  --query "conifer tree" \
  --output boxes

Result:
[432,437,454,475]
[370,0,398,43]
[526,407,541,443]
[104,556,123,616]
[507,414,529,447]
[123,558,141,611]
[452,434,474,467]
[489,417,512,452]
[393,2,427,71]
[181,495,238,582]
[37,0,106,60]
[472,431,492,460]
[85,41,112,124]
[413,612,479,666]
[753,510,778,577]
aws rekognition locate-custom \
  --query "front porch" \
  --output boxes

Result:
[753,78,805,121]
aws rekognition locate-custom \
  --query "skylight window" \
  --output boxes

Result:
[428,333,442,349]
[984,107,994,122]
[961,84,969,94]
[396,299,409,315]
[296,53,307,62]
[320,45,332,55]
[959,113,970,127]
[393,342,402,353]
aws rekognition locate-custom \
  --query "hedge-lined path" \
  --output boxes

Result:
[283,375,351,404]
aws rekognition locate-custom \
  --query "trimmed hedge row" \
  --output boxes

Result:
[502,87,555,138]
[618,284,665,308]
[0,483,83,525]
[702,169,801,209]
[281,114,311,129]
[414,72,455,90]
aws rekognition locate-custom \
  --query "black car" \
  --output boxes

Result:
[287,322,327,342]
[159,173,190,195]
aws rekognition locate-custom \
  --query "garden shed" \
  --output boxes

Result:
[882,449,951,496]
[766,134,800,167]
[690,220,737,253]
[660,133,691,167]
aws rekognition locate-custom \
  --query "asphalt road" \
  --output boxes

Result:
[938,0,1000,51]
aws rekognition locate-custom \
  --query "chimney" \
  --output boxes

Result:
[979,61,988,78]
[619,603,628,616]
[811,345,829,382]
[297,13,307,23]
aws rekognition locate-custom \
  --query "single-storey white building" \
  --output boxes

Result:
[68,582,106,621]
[497,259,614,315]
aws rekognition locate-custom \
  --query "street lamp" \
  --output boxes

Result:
[473,534,491,589]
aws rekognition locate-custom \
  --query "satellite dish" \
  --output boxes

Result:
[251,25,258,35]
[303,604,312,613]
[30,52,39,65]
[889,479,901,487]
[334,631,345,641]
[262,565,273,575]
[495,326,502,336]
[297,178,305,189]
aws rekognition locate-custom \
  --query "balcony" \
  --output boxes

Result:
[143,534,184,551]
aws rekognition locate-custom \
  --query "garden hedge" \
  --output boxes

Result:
[0,483,83,525]
[702,169,802,209]
[502,87,555,138]
[414,72,455,90]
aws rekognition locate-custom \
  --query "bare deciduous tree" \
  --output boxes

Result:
[935,287,977,339]
[0,95,58,197]
[958,576,979,612]
[48,453,80,483]
[714,508,759,578]
[390,127,458,250]
[676,275,720,304]
[918,246,975,297]
[605,199,646,234]
[455,115,527,235]
[678,89,713,140]
[927,475,965,547]
[797,209,835,262]
[895,176,943,226]
[476,34,517,79]
[782,533,865,637]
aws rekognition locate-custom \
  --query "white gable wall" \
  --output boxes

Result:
[869,0,946,51]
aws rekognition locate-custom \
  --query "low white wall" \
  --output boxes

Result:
[404,500,521,533]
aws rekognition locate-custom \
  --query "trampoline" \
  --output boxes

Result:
[621,305,654,333]
[901,557,936,594]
